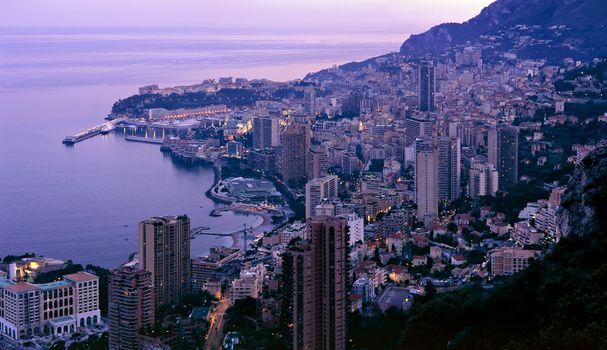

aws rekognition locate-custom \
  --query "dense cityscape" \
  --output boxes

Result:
[2,0,607,349]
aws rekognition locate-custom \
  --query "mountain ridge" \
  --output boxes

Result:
[399,0,607,61]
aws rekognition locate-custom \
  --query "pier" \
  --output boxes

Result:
[125,134,164,144]
[62,117,126,145]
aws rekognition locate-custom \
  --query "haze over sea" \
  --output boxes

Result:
[0,28,403,267]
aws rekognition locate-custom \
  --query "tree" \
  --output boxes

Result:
[447,222,458,233]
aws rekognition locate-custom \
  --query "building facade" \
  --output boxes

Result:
[108,266,154,350]
[490,248,539,276]
[306,147,329,180]
[488,126,519,190]
[415,147,438,226]
[287,216,348,350]
[138,215,191,307]
[230,264,266,301]
[436,136,461,201]
[469,161,499,198]
[0,271,100,341]
[191,247,240,292]
[418,62,436,112]
[252,116,280,150]
[305,175,339,219]
[281,123,311,186]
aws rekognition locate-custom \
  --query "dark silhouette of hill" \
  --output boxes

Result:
[348,147,607,349]
[400,0,607,62]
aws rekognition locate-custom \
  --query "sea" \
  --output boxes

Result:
[0,27,404,267]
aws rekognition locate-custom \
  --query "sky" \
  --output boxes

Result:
[1,0,495,35]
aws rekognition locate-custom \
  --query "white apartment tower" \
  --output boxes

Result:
[305,175,339,219]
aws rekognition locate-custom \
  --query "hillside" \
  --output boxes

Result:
[349,147,607,350]
[400,0,607,62]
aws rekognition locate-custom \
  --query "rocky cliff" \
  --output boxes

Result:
[558,145,607,238]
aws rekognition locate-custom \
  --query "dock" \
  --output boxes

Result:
[62,117,126,145]
[125,134,164,144]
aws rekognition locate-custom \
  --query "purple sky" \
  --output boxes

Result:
[1,0,494,35]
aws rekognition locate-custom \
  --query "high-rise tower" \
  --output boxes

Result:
[303,87,316,116]
[286,216,348,350]
[252,116,280,150]
[281,123,311,186]
[436,136,461,201]
[488,126,519,190]
[418,62,436,112]
[415,144,438,225]
[108,266,154,350]
[138,215,191,307]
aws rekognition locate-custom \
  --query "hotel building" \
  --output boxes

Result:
[0,271,100,341]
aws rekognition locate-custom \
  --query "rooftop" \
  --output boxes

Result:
[63,271,98,283]
[39,280,72,290]
[190,307,210,319]
[378,286,413,312]
[6,282,38,293]
[0,277,15,288]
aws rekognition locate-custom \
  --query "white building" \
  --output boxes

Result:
[352,277,376,303]
[512,221,543,246]
[468,161,499,198]
[0,271,100,341]
[314,202,337,217]
[341,213,364,246]
[279,221,307,244]
[230,265,266,301]
[305,175,339,219]
[518,201,542,220]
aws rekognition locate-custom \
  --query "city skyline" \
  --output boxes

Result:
[2,0,607,348]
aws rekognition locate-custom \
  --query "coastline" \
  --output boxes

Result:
[205,162,235,205]
[203,163,275,249]
[205,204,275,250]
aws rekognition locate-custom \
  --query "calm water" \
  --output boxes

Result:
[0,28,402,267]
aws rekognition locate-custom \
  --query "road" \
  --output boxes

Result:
[205,294,231,350]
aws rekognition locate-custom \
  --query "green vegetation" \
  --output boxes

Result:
[541,121,607,157]
[49,333,108,350]
[156,291,216,320]
[348,226,607,350]
[112,88,275,116]
[33,261,84,283]
[1,253,36,264]
[478,182,549,224]
[564,102,607,119]
[223,297,290,349]
[349,306,408,350]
